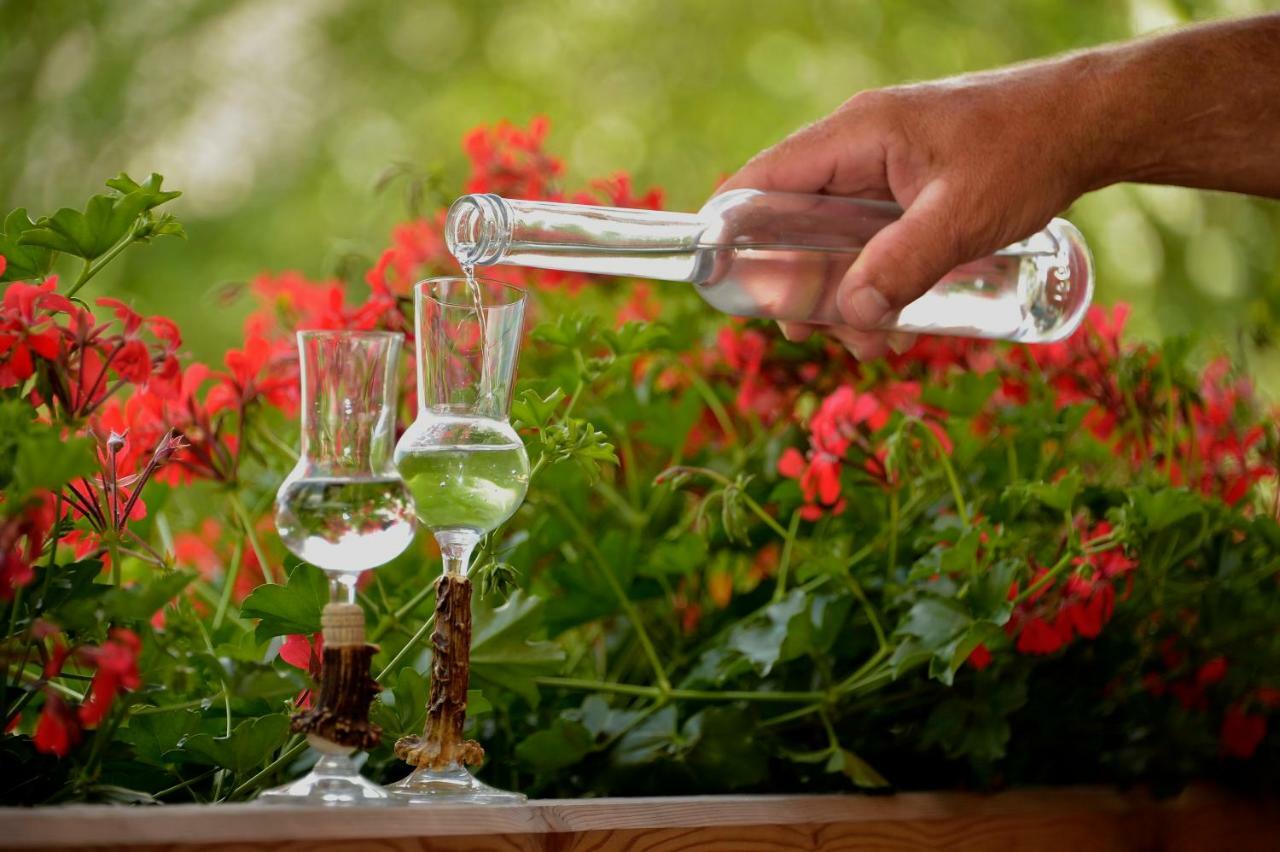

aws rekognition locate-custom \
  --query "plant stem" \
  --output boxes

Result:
[131,694,220,715]
[759,702,823,728]
[887,487,900,581]
[153,768,219,801]
[65,228,138,298]
[108,536,123,587]
[549,499,671,692]
[1013,550,1075,606]
[681,366,740,447]
[370,579,436,642]
[914,419,968,525]
[840,573,888,652]
[671,466,790,539]
[375,614,435,682]
[535,676,823,704]
[211,538,244,631]
[772,510,801,602]
[227,491,276,585]
[227,737,306,800]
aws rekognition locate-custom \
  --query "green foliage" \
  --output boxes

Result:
[0,400,95,512]
[239,564,327,642]
[19,173,182,262]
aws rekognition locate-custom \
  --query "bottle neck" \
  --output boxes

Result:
[446,194,706,281]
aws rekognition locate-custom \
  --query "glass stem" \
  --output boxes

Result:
[435,530,480,577]
[330,573,358,605]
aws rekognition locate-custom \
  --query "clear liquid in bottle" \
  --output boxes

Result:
[445,190,1094,342]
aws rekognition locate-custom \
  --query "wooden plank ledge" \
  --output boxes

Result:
[1,786,1276,851]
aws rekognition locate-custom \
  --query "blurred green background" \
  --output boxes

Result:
[2,0,1278,389]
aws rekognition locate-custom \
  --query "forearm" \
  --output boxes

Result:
[1078,14,1280,197]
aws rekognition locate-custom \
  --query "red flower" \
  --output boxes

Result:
[33,694,80,757]
[77,628,142,727]
[0,494,57,600]
[1220,705,1267,759]
[279,633,324,671]
[0,279,66,388]
[207,332,297,416]
[280,633,324,708]
[1196,656,1228,687]
[967,643,993,670]
[1014,615,1068,655]
[463,116,563,199]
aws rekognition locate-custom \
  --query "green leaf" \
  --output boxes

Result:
[371,667,429,742]
[896,596,971,650]
[20,173,182,261]
[0,403,96,508]
[1129,487,1204,532]
[968,558,1019,622]
[921,680,1027,764]
[921,372,999,417]
[101,571,194,623]
[638,532,708,579]
[516,717,593,773]
[538,418,617,483]
[636,389,702,454]
[826,747,891,790]
[893,595,977,684]
[682,706,768,789]
[726,589,809,675]
[467,689,492,716]
[0,209,55,282]
[908,529,983,583]
[568,695,642,742]
[121,710,202,765]
[470,590,565,706]
[10,434,95,499]
[1002,473,1081,515]
[179,715,290,774]
[34,559,105,616]
[531,313,600,349]
[511,387,566,432]
[601,321,673,356]
[240,564,328,642]
[612,704,678,768]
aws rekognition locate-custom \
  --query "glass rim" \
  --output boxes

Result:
[415,275,527,308]
[295,329,404,342]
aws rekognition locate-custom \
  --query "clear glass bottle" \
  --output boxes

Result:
[446,189,1093,342]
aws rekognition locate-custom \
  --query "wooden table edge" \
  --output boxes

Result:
[0,786,1264,848]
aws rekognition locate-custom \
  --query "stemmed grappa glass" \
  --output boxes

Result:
[260,331,416,806]
[387,276,529,804]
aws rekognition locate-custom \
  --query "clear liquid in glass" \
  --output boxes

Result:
[275,475,417,574]
[394,415,529,535]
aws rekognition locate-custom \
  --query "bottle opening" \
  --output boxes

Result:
[445,194,510,267]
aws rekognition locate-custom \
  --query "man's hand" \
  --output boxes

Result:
[718,15,1280,359]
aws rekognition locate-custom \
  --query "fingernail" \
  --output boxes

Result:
[843,287,891,329]
[887,332,914,355]
[778,323,798,342]
[846,341,865,361]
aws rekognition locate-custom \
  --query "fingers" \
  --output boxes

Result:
[836,183,966,329]
[717,121,836,196]
[717,106,888,197]
[778,321,815,342]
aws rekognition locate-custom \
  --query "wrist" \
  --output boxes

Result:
[1056,46,1160,194]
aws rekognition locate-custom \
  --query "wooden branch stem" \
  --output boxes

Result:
[394,573,483,770]
[289,602,381,751]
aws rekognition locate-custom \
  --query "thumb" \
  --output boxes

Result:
[837,187,970,330]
